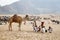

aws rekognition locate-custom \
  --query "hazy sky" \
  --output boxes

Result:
[0,0,19,6]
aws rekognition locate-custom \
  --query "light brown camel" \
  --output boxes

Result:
[9,14,29,31]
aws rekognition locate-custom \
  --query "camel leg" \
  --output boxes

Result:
[9,23,12,31]
[19,23,21,31]
[10,23,12,31]
[9,23,11,31]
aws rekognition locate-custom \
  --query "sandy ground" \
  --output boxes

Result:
[0,14,60,40]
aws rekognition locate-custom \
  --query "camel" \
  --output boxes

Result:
[9,14,29,31]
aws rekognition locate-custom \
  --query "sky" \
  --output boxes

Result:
[0,0,19,6]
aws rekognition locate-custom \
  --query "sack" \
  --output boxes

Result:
[45,30,47,32]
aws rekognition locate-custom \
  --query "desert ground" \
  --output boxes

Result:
[0,14,60,40]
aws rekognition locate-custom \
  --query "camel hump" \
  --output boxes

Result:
[9,15,23,23]
[13,14,17,18]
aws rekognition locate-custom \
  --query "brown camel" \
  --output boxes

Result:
[9,14,29,31]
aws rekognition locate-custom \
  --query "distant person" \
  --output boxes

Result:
[33,25,39,32]
[48,26,53,33]
[38,26,41,32]
[32,21,40,32]
[41,22,44,27]
[41,26,46,33]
